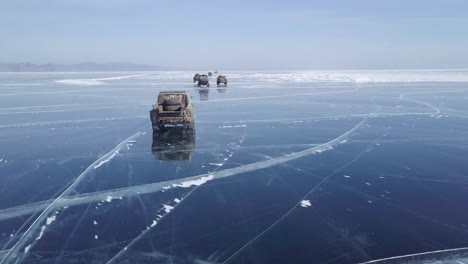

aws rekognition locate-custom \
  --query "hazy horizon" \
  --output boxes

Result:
[2,0,468,70]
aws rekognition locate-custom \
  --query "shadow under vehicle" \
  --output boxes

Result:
[150,91,195,132]
[197,75,210,87]
[152,127,196,161]
[198,88,209,101]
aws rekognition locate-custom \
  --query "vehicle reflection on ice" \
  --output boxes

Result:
[217,87,227,93]
[198,88,209,101]
[152,127,195,161]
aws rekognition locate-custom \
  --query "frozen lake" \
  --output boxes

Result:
[1,70,468,264]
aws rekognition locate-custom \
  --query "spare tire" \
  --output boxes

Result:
[164,98,182,105]
[164,104,181,111]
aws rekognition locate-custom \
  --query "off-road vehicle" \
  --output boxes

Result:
[193,73,200,83]
[208,72,213,77]
[150,91,195,131]
[197,75,210,87]
[217,75,228,86]
[152,128,195,161]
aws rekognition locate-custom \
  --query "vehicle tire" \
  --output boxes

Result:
[187,121,195,130]
[164,98,181,105]
[164,104,181,111]
[152,124,160,132]
[207,83,210,87]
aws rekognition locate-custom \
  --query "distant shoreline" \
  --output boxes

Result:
[0,63,467,73]
[0,63,185,72]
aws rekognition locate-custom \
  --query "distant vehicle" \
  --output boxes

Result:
[152,127,195,161]
[150,91,195,131]
[208,72,213,77]
[197,75,210,87]
[198,88,209,101]
[193,73,200,83]
[217,75,228,86]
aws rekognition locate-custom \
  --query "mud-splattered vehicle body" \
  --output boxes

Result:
[193,73,200,83]
[197,75,210,87]
[152,128,195,161]
[150,91,195,131]
[217,75,228,86]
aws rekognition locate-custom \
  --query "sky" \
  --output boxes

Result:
[1,0,467,70]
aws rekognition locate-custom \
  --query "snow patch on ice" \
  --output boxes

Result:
[103,195,122,203]
[55,74,148,86]
[219,124,247,128]
[174,198,181,203]
[172,175,214,188]
[36,214,57,240]
[150,220,157,227]
[93,220,98,225]
[163,204,174,213]
[36,226,46,240]
[344,175,351,178]
[232,70,468,83]
[300,200,312,208]
[46,215,56,225]
[55,79,103,86]
[24,244,32,253]
[94,150,119,169]
[94,235,99,239]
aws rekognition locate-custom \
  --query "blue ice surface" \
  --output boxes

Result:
[1,71,468,264]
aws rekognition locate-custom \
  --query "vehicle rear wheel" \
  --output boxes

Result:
[164,98,181,105]
[163,104,181,111]
[186,121,195,130]
[152,124,161,132]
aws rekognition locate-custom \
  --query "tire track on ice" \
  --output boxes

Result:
[0,132,142,264]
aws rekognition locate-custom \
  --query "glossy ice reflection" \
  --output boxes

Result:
[1,71,468,264]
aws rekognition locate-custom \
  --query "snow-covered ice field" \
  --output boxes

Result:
[1,70,468,264]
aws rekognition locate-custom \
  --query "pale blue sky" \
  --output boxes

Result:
[1,0,467,69]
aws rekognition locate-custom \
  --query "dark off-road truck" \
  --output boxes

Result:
[197,75,210,87]
[193,73,200,83]
[217,75,228,86]
[150,91,195,132]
